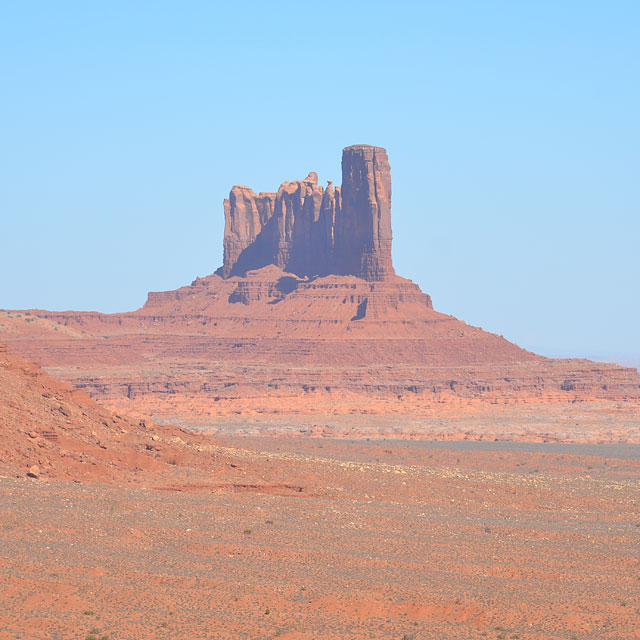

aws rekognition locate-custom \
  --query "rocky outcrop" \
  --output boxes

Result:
[217,172,332,279]
[218,186,276,278]
[335,145,394,281]
[3,144,640,438]
[216,145,393,281]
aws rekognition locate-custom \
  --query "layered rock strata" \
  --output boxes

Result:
[3,265,639,431]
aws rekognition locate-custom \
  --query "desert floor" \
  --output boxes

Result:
[1,437,639,640]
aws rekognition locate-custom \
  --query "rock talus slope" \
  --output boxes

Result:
[0,342,312,486]
[2,144,639,434]
[0,342,191,482]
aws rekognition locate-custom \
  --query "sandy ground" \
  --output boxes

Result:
[1,438,639,640]
[185,403,640,443]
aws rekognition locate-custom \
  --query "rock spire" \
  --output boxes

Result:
[216,145,395,281]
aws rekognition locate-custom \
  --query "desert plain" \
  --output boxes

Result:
[1,434,639,640]
[1,333,639,640]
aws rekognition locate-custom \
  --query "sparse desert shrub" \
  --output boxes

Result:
[243,528,252,535]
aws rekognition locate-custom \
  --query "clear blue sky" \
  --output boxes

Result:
[1,1,638,362]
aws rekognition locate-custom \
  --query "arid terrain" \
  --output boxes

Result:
[2,144,639,639]
[2,146,639,439]
[2,436,639,640]
[1,343,640,639]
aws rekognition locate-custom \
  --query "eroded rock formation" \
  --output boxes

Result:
[335,145,394,280]
[217,145,393,281]
[2,144,640,434]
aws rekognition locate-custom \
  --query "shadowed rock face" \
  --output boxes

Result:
[217,145,394,281]
[336,145,394,281]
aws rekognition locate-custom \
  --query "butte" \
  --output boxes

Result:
[3,145,640,438]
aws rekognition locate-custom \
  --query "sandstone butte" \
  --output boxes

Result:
[2,144,640,438]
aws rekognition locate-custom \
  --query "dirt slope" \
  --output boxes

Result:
[0,343,307,490]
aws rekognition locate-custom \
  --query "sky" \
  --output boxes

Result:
[1,1,638,363]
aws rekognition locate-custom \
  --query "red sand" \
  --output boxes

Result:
[1,345,639,639]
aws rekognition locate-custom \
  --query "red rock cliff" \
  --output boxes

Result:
[217,145,394,281]
[335,145,394,281]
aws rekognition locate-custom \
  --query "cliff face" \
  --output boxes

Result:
[219,186,276,278]
[217,145,393,281]
[335,145,394,280]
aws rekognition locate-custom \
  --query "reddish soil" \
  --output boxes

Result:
[193,402,640,443]
[1,346,639,639]
[1,437,639,640]
[0,343,304,488]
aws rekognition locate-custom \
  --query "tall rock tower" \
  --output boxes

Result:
[334,144,395,281]
[217,144,395,281]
